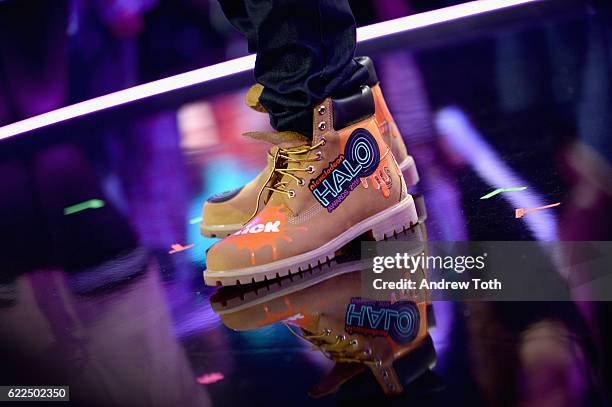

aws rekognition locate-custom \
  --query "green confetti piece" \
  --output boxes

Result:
[501,186,527,192]
[480,189,502,199]
[189,216,203,225]
[480,186,527,200]
[63,199,106,215]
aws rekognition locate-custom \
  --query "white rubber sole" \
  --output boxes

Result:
[204,195,418,286]
[211,258,368,315]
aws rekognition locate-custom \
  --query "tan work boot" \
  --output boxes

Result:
[200,56,418,238]
[204,85,419,286]
[210,254,432,397]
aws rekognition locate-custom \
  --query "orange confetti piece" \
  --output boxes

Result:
[169,243,195,254]
[515,202,561,218]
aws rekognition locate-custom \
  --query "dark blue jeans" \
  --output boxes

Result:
[218,0,369,137]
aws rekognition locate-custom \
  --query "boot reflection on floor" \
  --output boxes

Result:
[210,221,435,399]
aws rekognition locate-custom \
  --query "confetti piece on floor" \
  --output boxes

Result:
[480,186,528,200]
[196,372,224,384]
[169,243,195,254]
[515,202,561,218]
[64,199,106,215]
[189,216,203,225]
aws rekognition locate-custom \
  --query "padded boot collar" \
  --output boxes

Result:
[331,85,375,131]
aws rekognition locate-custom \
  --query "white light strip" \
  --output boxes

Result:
[357,0,540,42]
[0,54,256,141]
[0,0,541,141]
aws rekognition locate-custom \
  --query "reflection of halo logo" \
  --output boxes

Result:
[389,302,420,343]
[345,128,379,177]
[345,299,420,344]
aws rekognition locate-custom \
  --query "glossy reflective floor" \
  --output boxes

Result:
[1,3,612,406]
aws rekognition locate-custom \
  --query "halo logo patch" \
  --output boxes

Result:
[345,299,420,344]
[309,128,379,212]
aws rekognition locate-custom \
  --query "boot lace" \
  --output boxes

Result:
[285,323,370,364]
[246,139,325,222]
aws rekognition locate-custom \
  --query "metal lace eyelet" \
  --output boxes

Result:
[319,137,326,146]
[349,339,359,347]
[317,105,326,115]
[381,369,389,378]
[336,334,347,341]
[315,151,322,160]
[375,359,382,367]
[297,178,305,186]
[388,383,396,391]
[363,348,372,356]
[288,190,296,198]
[307,165,315,174]
[318,121,326,131]
[325,328,332,335]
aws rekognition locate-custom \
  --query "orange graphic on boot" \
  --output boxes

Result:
[256,297,318,328]
[209,205,306,266]
[360,163,392,199]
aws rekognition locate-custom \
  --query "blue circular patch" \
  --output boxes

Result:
[344,128,379,177]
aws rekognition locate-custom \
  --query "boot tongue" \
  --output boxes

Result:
[243,131,309,147]
[245,84,267,113]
